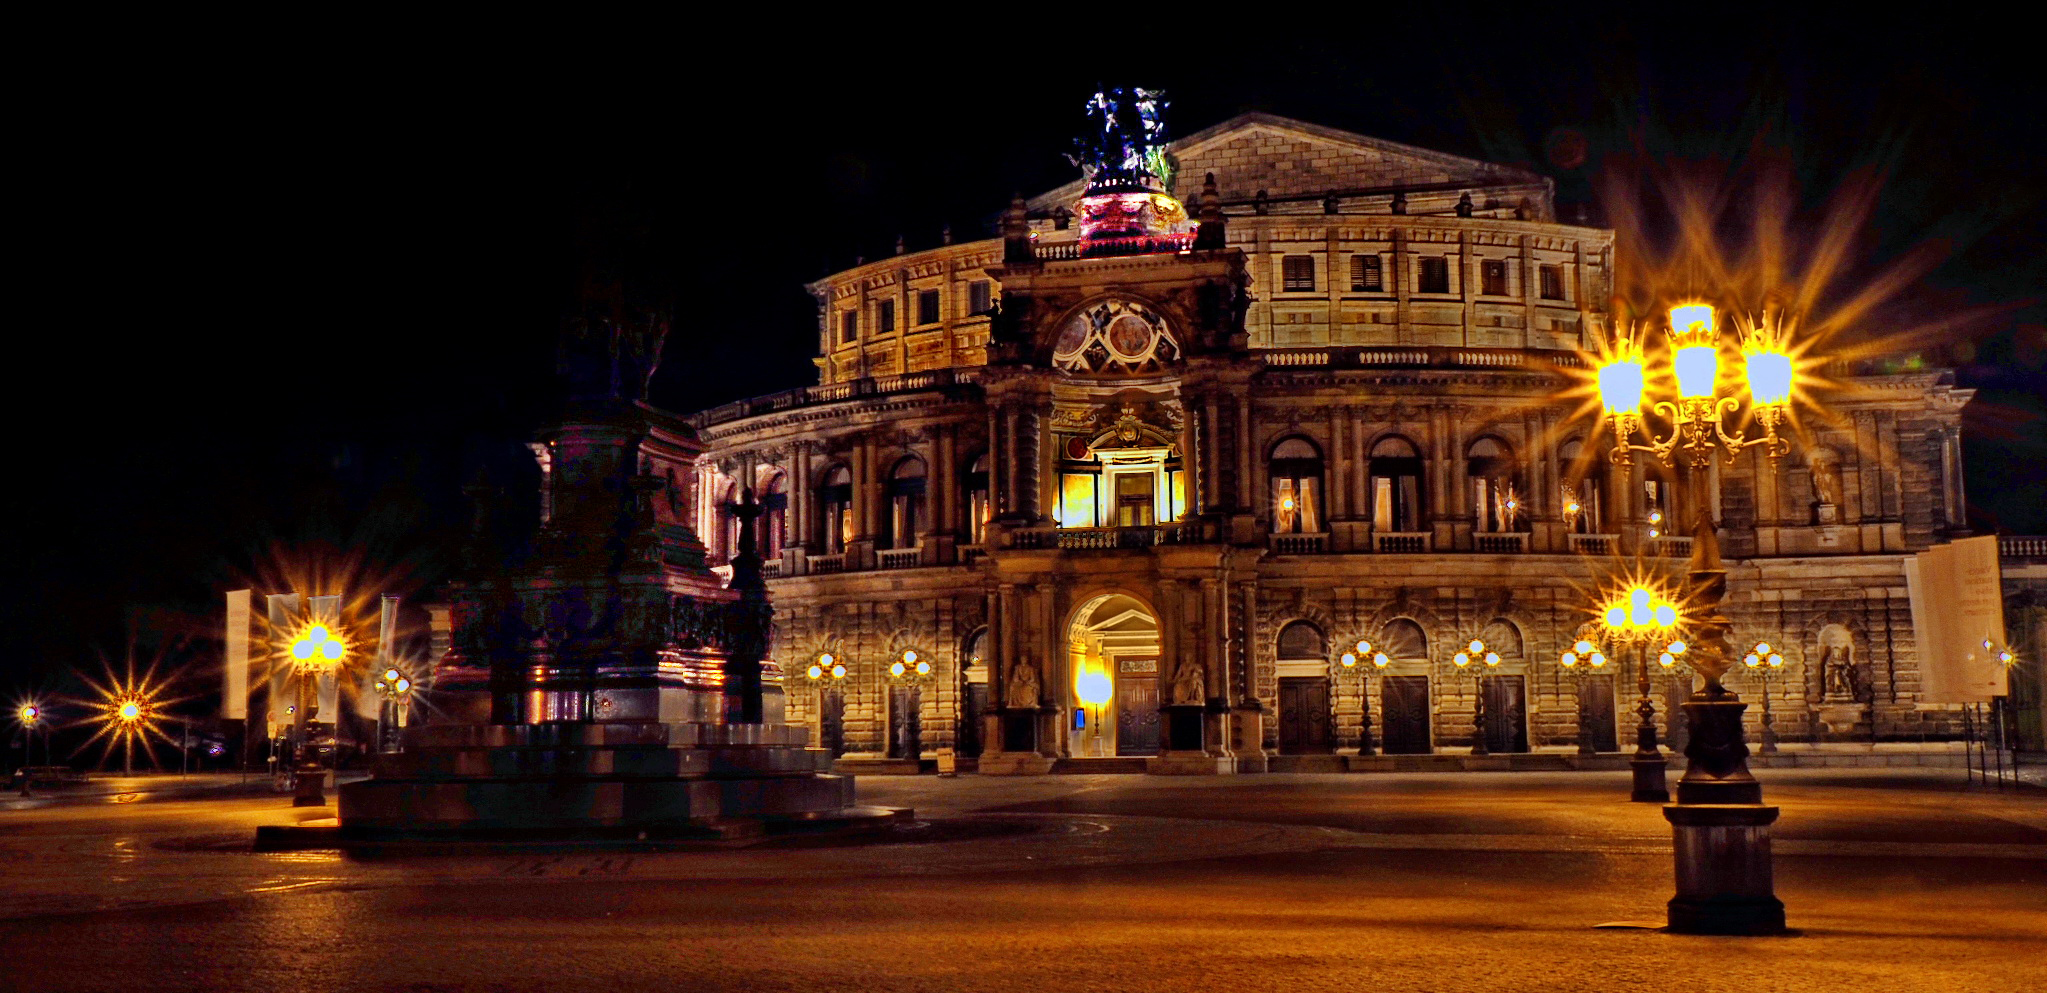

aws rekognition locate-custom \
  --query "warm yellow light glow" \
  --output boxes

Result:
[119,701,142,721]
[1372,652,1390,667]
[1745,654,1761,668]
[819,653,835,666]
[1574,640,1595,655]
[384,667,401,682]
[1468,640,1485,654]
[1670,303,1714,335]
[394,678,410,693]
[1588,652,1606,667]
[1744,346,1793,407]
[1340,653,1357,668]
[1755,642,1771,655]
[307,623,330,643]
[1483,652,1500,666]
[1767,655,1784,668]
[903,650,919,665]
[890,661,906,677]
[1597,355,1646,414]
[1658,652,1676,668]
[807,665,823,680]
[915,660,931,676]
[1453,652,1470,667]
[1674,344,1719,398]
[1653,604,1678,627]
[20,704,39,723]
[1628,588,1652,626]
[1669,641,1688,655]
[1280,495,1296,511]
[1605,606,1627,627]
[830,664,846,679]
[1076,670,1113,705]
[291,640,314,661]
[1560,652,1578,667]
[1355,640,1372,655]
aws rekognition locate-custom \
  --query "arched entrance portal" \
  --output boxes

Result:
[1068,593,1162,757]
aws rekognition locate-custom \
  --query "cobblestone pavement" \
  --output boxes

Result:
[0,768,2040,992]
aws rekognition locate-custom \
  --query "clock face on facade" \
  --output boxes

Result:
[1052,298,1180,375]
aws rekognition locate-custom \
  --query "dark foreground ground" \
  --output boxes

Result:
[0,769,2041,992]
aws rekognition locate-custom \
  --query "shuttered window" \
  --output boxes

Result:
[1282,255,1316,292]
[1539,264,1565,300]
[1418,257,1450,294]
[1481,259,1508,296]
[1350,254,1383,292]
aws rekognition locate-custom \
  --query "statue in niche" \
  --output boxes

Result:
[1172,660,1206,705]
[1809,450,1844,524]
[1819,626,1856,701]
[1006,659,1041,709]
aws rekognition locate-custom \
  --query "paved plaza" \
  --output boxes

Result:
[0,769,2041,992]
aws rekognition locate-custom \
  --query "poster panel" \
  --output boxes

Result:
[1910,537,2009,703]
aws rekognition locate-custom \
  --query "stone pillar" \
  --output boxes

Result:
[1015,406,1043,523]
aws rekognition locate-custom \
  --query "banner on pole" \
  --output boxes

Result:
[1908,536,2009,703]
[223,590,251,720]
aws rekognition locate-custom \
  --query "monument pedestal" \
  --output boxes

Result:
[1813,700,1870,740]
[1664,804,1786,935]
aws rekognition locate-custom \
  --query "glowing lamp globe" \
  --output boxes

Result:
[1355,640,1372,655]
[807,665,823,680]
[1560,652,1578,667]
[1744,654,1761,668]
[119,701,141,721]
[1484,652,1501,666]
[831,664,846,679]
[1340,653,1357,668]
[1574,640,1595,655]
[1605,606,1627,628]
[1745,346,1794,407]
[394,678,410,693]
[384,668,401,683]
[1669,641,1688,655]
[1468,640,1485,654]
[1453,652,1471,668]
[1653,604,1678,628]
[1076,670,1113,706]
[1373,653,1390,667]
[1768,655,1784,668]
[903,650,919,665]
[291,639,315,661]
[915,660,931,676]
[890,661,906,678]
[1598,356,1646,414]
[1588,652,1607,667]
[1658,653,1676,668]
[20,704,38,723]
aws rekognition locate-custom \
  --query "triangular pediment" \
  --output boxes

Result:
[1030,112,1543,210]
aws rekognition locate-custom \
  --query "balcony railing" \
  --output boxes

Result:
[959,544,989,565]
[878,547,922,570]
[1009,524,1196,550]
[1651,535,1694,558]
[1474,533,1527,554]
[1375,532,1432,553]
[1258,345,1588,372]
[1568,533,1617,556]
[2001,536,2047,560]
[688,367,983,429]
[808,553,846,575]
[759,559,784,579]
[1269,532,1329,555]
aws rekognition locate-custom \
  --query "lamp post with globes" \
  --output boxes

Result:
[887,649,934,762]
[1739,642,1791,755]
[1450,639,1502,756]
[16,703,46,796]
[1599,584,1683,802]
[373,667,414,754]
[1556,639,1613,756]
[1595,301,1797,934]
[288,619,347,806]
[804,651,849,757]
[1338,639,1391,756]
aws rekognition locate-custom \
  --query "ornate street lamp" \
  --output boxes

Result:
[15,702,46,796]
[1738,642,1791,755]
[1594,302,1798,934]
[1556,638,1612,756]
[1338,639,1391,756]
[287,618,347,806]
[1599,584,1683,801]
[373,666,413,754]
[1450,639,1502,756]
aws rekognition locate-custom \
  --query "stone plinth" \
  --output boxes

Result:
[338,721,857,839]
[1663,803,1787,935]
[1146,752,1236,775]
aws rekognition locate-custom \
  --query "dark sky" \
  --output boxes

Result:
[7,11,2042,697]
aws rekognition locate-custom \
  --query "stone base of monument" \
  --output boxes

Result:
[977,752,1056,775]
[278,721,904,848]
[1145,752,1236,775]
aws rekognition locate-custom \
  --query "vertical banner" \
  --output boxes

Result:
[307,595,343,718]
[223,590,251,720]
[1909,536,2009,703]
[357,595,401,719]
[264,593,302,733]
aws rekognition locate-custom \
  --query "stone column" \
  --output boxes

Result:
[1015,406,1043,523]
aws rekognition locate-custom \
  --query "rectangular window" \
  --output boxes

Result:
[1539,264,1564,300]
[878,299,895,335]
[1418,257,1450,294]
[1059,472,1099,529]
[968,279,992,315]
[1350,254,1383,292]
[1282,254,1316,292]
[1114,472,1155,527]
[917,289,940,326]
[840,310,857,343]
[1481,259,1508,296]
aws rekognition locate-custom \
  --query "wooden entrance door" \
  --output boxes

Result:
[1381,675,1432,754]
[1278,677,1333,754]
[1482,675,1529,753]
[1116,675,1161,755]
[820,690,845,758]
[960,683,987,758]
[888,685,922,759]
[1579,675,1619,752]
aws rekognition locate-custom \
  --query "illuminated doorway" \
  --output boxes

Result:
[1068,593,1161,756]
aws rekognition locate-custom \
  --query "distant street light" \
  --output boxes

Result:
[1338,639,1390,756]
[1740,642,1792,754]
[1556,638,1612,756]
[1600,583,1682,802]
[288,618,347,806]
[1450,638,1502,756]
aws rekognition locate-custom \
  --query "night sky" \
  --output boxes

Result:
[7,13,2041,706]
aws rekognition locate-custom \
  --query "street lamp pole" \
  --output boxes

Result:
[1452,639,1501,756]
[1340,640,1390,756]
[289,616,346,807]
[1557,640,1611,756]
[1742,643,1789,755]
[1597,301,1794,934]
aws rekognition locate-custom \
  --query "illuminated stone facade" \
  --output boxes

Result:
[684,113,1981,772]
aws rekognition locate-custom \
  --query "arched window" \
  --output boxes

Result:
[883,457,927,550]
[1277,620,1327,660]
[1369,436,1424,533]
[1380,618,1428,661]
[1269,437,1324,534]
[759,472,788,558]
[719,482,742,561]
[964,453,991,544]
[1478,618,1524,660]
[817,465,853,554]
[1559,439,1606,534]
[1467,437,1519,533]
